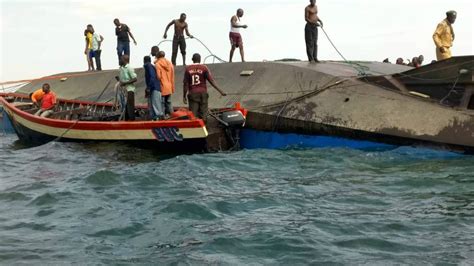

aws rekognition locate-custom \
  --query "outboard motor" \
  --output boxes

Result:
[218,110,246,150]
[220,110,246,128]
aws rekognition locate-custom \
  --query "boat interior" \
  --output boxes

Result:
[3,94,180,122]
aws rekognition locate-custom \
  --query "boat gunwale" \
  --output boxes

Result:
[0,93,206,131]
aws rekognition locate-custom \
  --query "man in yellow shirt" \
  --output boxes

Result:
[433,10,457,61]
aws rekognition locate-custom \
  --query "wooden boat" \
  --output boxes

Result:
[0,92,247,152]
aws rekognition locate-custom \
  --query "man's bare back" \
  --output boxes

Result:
[305,5,319,25]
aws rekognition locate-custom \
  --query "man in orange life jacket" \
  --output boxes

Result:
[34,83,57,118]
[183,53,227,122]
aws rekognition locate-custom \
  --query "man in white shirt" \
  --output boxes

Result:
[229,9,248,62]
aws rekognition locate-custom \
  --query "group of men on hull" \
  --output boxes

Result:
[84,8,248,70]
[115,48,226,123]
[303,1,458,63]
[28,51,226,123]
[33,2,458,120]
[83,0,458,71]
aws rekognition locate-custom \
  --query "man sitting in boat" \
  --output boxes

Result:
[30,83,49,108]
[183,53,226,122]
[34,83,57,118]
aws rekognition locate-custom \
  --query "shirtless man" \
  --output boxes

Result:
[229,8,248,62]
[163,13,193,66]
[305,0,323,63]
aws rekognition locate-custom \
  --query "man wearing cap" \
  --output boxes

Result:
[433,11,457,61]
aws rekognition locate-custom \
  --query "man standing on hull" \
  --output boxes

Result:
[114,18,137,65]
[433,11,457,61]
[229,8,248,63]
[163,13,193,66]
[304,0,323,63]
[183,53,226,122]
[87,24,104,71]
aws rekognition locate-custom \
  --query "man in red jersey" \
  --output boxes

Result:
[34,83,57,118]
[183,53,226,122]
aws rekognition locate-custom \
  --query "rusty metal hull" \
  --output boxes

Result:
[17,56,474,153]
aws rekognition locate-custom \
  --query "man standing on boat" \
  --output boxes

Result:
[433,11,457,61]
[229,8,247,62]
[144,56,164,120]
[304,0,323,63]
[114,18,137,65]
[34,83,57,118]
[183,53,226,122]
[155,51,175,117]
[87,24,104,71]
[119,55,138,121]
[163,13,193,66]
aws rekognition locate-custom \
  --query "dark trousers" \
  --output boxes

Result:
[125,91,135,121]
[305,23,319,62]
[93,50,102,70]
[171,35,186,66]
[117,41,130,65]
[162,94,173,115]
[188,92,209,122]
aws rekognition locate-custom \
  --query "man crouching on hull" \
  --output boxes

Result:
[183,53,227,123]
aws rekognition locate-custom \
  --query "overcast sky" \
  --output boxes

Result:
[1,0,473,82]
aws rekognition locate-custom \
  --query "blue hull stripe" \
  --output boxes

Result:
[240,129,396,150]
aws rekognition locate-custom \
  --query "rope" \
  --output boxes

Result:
[157,36,227,64]
[320,27,368,76]
[249,78,353,111]
[440,73,462,105]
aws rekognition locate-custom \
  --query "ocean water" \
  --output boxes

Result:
[0,134,473,265]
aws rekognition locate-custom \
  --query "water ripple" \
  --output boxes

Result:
[0,135,473,264]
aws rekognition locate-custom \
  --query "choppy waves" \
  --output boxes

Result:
[0,135,473,264]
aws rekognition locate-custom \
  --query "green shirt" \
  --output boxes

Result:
[119,64,137,92]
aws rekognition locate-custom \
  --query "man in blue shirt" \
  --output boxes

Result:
[143,56,164,120]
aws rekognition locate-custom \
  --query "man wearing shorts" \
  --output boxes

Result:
[163,13,194,66]
[87,24,104,71]
[229,8,248,62]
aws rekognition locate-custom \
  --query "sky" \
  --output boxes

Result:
[0,0,473,82]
